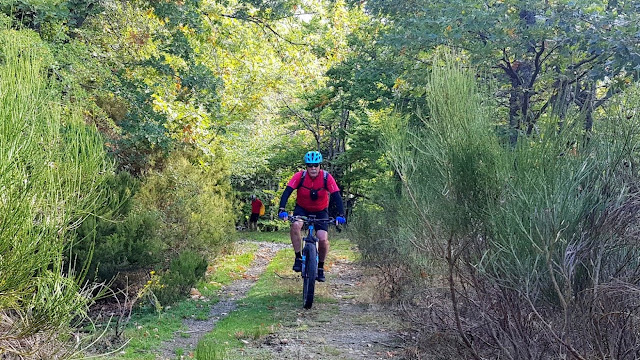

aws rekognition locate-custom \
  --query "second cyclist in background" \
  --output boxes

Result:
[278,151,346,282]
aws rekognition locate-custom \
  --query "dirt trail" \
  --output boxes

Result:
[240,258,406,360]
[157,241,288,359]
[158,240,406,359]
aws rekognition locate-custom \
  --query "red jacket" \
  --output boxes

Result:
[251,198,263,214]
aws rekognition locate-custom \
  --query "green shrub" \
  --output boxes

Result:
[73,147,236,304]
[355,51,640,358]
[256,218,289,232]
[93,209,163,280]
[0,13,10,28]
[72,172,164,283]
[135,148,236,258]
[154,251,208,305]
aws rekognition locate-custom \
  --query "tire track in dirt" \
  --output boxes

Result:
[232,250,407,359]
[157,241,289,359]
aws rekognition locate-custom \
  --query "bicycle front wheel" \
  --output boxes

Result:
[302,242,317,309]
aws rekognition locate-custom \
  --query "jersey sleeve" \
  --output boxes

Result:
[326,173,340,193]
[287,171,303,188]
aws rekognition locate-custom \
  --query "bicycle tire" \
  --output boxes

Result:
[302,242,317,309]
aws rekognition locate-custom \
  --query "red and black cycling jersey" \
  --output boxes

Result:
[287,170,339,212]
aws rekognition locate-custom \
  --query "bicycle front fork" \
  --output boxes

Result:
[301,244,318,277]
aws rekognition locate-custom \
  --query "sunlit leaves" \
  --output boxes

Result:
[363,0,640,136]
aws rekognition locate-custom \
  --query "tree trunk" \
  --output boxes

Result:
[574,82,595,133]
[583,83,595,132]
[509,85,521,146]
[552,78,571,131]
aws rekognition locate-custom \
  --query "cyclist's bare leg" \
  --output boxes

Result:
[290,219,303,253]
[317,229,329,263]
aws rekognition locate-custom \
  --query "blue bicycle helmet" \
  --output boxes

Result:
[304,151,323,164]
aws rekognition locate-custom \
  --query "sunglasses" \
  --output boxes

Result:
[306,163,320,168]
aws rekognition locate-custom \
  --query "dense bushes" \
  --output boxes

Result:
[154,250,208,305]
[135,148,236,257]
[72,172,163,282]
[352,53,640,359]
[71,147,236,308]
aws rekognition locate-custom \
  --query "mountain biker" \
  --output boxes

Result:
[278,151,346,282]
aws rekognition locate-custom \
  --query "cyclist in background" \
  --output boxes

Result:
[278,151,346,282]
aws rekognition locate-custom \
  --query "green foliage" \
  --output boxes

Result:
[70,0,224,173]
[0,28,110,354]
[355,52,640,358]
[379,51,503,244]
[348,123,438,295]
[364,0,640,137]
[72,172,152,280]
[0,13,10,28]
[154,250,208,305]
[256,218,289,232]
[92,210,162,279]
[72,175,165,282]
[350,194,409,264]
[336,110,390,201]
[0,0,101,36]
[135,148,236,257]
[73,147,236,299]
[482,90,640,295]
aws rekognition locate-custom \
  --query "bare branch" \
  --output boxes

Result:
[528,41,546,88]
[220,13,308,46]
[279,100,321,146]
[568,54,601,70]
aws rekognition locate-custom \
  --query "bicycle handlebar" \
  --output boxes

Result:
[286,215,343,233]
[288,215,335,224]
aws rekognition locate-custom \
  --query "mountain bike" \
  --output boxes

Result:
[290,215,334,309]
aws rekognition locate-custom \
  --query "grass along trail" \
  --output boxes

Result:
[191,232,406,360]
[112,231,406,359]
[157,241,288,359]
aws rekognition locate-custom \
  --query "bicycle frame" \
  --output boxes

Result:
[290,215,333,309]
[300,218,318,277]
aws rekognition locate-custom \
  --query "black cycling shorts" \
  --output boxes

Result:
[249,213,259,223]
[293,205,329,232]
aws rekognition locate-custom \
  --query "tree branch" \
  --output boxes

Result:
[568,54,600,70]
[528,41,546,88]
[280,100,321,145]
[221,13,308,46]
[498,49,520,84]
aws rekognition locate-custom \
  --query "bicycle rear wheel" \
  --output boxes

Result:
[302,242,317,309]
